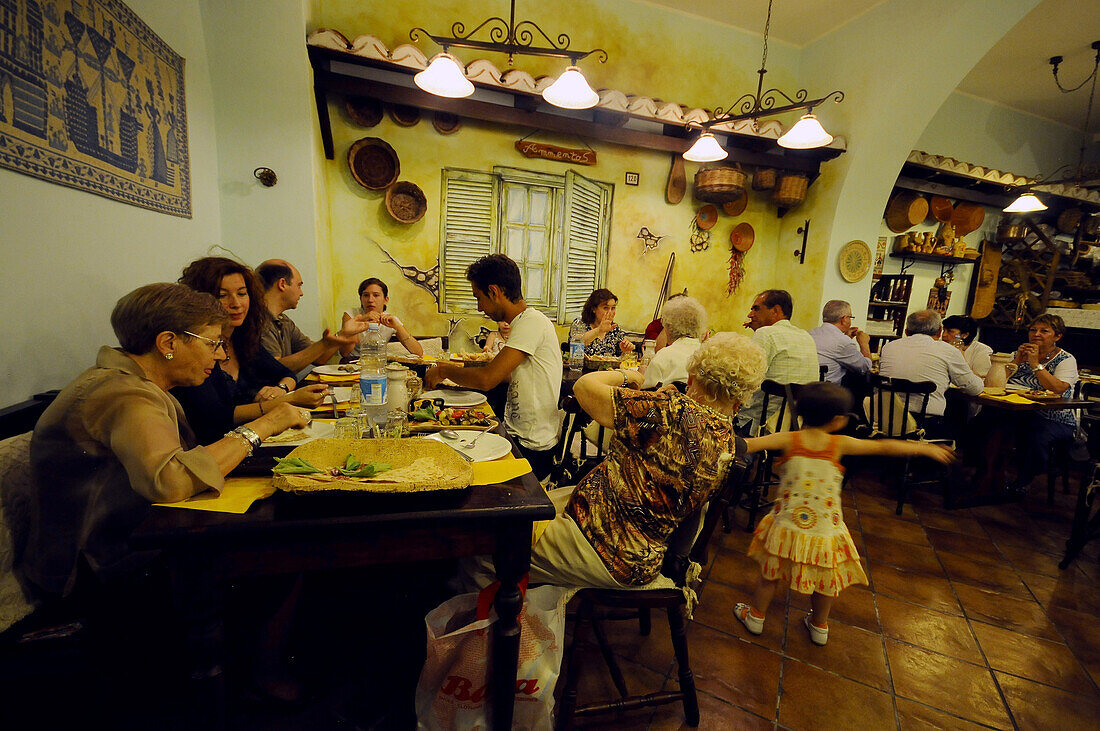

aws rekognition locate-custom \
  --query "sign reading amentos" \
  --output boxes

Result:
[0,0,191,217]
[514,140,596,166]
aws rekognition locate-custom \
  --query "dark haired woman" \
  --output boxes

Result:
[342,276,424,358]
[173,256,328,444]
[942,314,992,377]
[569,288,635,357]
[17,283,307,598]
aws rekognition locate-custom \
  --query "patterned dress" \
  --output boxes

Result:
[569,318,629,357]
[748,433,868,596]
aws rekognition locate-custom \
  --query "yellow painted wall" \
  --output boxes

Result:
[311,0,807,340]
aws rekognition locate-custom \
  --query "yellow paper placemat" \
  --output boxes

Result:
[470,456,532,486]
[153,477,275,514]
[983,393,1036,405]
[314,373,358,384]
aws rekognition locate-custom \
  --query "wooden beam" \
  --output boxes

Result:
[894,176,1012,208]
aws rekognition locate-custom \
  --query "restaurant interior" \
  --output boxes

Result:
[3,0,1100,728]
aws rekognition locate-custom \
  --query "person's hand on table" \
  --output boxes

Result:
[619,339,635,354]
[425,363,443,389]
[255,402,310,437]
[284,383,330,408]
[919,443,957,465]
[255,386,284,402]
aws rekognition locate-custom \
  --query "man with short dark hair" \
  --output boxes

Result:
[257,259,364,372]
[425,254,562,478]
[879,309,983,437]
[739,289,820,432]
[810,299,872,384]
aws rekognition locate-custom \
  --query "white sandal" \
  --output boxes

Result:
[733,602,764,635]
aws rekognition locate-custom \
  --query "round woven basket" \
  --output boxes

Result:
[348,137,399,190]
[752,168,777,191]
[694,166,748,203]
[773,173,809,208]
[389,104,421,127]
[345,97,383,127]
[385,181,427,224]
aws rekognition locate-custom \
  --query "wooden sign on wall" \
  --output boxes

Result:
[514,140,596,166]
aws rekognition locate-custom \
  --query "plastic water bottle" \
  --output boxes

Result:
[359,323,388,432]
[568,330,584,373]
[640,339,656,373]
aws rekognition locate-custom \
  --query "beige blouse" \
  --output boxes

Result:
[19,347,223,596]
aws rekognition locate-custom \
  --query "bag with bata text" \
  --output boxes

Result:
[415,579,570,730]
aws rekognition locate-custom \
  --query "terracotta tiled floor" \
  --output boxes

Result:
[567,473,1100,730]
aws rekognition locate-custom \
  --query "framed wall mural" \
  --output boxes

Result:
[0,0,190,217]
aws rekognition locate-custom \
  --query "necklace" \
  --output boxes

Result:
[1038,347,1061,364]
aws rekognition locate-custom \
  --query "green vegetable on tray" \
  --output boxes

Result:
[273,456,323,474]
[272,454,390,478]
[410,406,438,422]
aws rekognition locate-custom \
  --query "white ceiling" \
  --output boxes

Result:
[646,0,1100,133]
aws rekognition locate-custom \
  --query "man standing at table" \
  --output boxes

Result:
[256,259,364,373]
[879,309,983,438]
[738,289,820,433]
[810,299,873,384]
[425,255,562,479]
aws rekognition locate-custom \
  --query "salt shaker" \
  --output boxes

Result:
[386,364,409,413]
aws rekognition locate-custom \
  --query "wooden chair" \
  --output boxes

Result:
[724,380,804,533]
[549,395,608,488]
[819,364,828,382]
[556,446,749,728]
[1045,380,1092,505]
[865,375,942,514]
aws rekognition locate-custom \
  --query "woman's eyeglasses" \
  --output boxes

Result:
[183,331,228,354]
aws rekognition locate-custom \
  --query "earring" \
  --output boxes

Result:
[165,352,174,360]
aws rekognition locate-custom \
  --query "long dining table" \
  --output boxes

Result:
[130,431,554,730]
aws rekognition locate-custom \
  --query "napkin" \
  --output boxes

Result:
[982,393,1036,405]
[470,456,532,486]
[153,477,276,514]
[313,373,358,384]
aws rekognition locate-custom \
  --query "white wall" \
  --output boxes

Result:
[0,0,223,405]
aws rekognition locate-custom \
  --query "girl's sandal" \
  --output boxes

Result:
[733,602,764,635]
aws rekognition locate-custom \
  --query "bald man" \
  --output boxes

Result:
[256,259,365,372]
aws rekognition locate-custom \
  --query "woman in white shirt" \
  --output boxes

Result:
[639,296,707,389]
[342,277,424,358]
[942,315,992,377]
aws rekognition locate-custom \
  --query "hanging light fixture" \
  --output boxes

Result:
[684,0,843,159]
[1002,40,1100,213]
[683,131,728,162]
[414,52,474,98]
[410,0,606,110]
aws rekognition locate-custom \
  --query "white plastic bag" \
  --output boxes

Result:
[415,581,570,730]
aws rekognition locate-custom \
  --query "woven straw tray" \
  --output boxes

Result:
[272,438,472,494]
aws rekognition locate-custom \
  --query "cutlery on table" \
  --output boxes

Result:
[437,431,474,461]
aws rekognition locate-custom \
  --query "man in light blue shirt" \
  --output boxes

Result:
[809,300,873,384]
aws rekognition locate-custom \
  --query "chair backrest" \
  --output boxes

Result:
[662,440,750,583]
[819,364,828,382]
[866,375,935,438]
[758,380,806,436]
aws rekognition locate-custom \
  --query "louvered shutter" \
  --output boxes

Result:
[560,170,611,322]
[439,169,499,313]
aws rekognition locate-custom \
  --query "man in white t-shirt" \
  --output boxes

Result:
[426,255,563,478]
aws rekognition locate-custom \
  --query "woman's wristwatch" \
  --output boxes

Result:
[1033,363,1045,372]
[618,369,632,388]
[278,383,291,392]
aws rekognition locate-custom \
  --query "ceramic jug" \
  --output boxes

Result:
[985,352,1018,390]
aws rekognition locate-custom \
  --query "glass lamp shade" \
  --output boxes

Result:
[777,114,833,149]
[542,66,599,109]
[683,132,728,162]
[1002,192,1047,213]
[414,53,474,98]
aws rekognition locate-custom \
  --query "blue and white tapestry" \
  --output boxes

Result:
[0,0,190,217]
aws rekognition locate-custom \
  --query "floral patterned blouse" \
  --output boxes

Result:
[570,318,629,357]
[566,389,740,585]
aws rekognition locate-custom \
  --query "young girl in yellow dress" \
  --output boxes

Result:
[734,383,953,645]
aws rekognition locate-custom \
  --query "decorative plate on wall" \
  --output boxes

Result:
[838,240,872,282]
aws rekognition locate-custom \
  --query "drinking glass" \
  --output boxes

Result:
[384,410,408,438]
[334,417,360,439]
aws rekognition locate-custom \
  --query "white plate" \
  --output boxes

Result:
[421,389,487,407]
[261,421,335,447]
[426,430,513,462]
[313,364,359,377]
[330,386,354,402]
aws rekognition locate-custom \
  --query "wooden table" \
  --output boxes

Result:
[130,442,554,730]
[951,392,1093,508]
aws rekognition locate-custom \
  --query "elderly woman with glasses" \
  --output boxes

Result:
[172,256,329,445]
[16,283,308,599]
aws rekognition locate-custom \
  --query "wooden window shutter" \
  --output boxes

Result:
[560,169,612,322]
[439,169,499,313]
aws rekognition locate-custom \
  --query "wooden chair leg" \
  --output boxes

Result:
[895,456,912,515]
[557,597,591,729]
[638,607,651,636]
[1048,466,1057,506]
[667,606,699,726]
[590,616,628,698]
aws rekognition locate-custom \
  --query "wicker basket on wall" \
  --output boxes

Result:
[772,173,809,208]
[693,166,748,203]
[385,181,427,224]
[752,167,777,191]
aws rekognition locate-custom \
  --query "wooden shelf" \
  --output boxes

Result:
[890,252,981,265]
[869,300,908,307]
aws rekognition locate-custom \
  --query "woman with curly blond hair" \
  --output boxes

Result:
[462,333,767,591]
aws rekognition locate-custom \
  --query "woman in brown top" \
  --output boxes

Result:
[18,283,307,598]
[529,333,766,589]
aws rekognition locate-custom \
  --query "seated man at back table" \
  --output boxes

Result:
[878,309,983,439]
[738,289,820,434]
[256,259,364,373]
[425,254,562,479]
[810,299,872,385]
